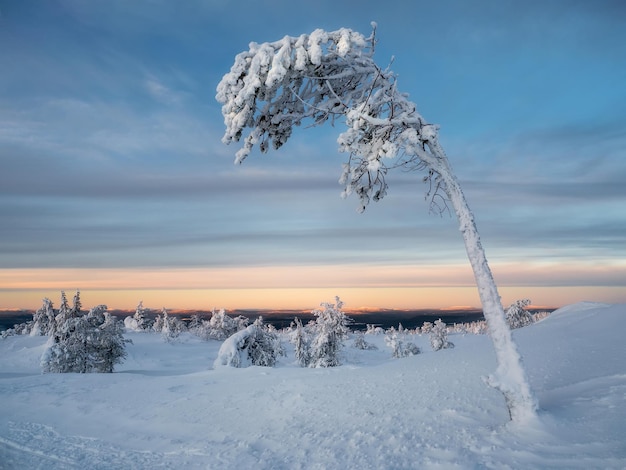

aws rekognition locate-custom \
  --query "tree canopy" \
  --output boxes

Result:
[216,24,444,213]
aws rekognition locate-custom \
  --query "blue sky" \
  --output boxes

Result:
[1,0,625,310]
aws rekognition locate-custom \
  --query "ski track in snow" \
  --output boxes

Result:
[1,302,625,469]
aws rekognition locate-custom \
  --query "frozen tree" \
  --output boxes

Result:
[430,319,455,351]
[385,327,420,358]
[291,317,311,367]
[217,26,536,421]
[203,308,248,340]
[83,305,130,373]
[41,304,130,373]
[307,297,351,368]
[56,291,71,323]
[188,313,203,332]
[71,290,82,317]
[214,317,285,368]
[157,308,186,342]
[505,299,534,330]
[124,301,153,332]
[152,313,164,333]
[208,308,237,339]
[31,298,56,336]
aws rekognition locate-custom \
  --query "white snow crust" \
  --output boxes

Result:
[1,302,625,469]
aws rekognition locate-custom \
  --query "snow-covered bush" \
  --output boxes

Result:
[214,317,284,368]
[188,309,248,341]
[532,310,551,323]
[430,319,454,351]
[154,308,186,342]
[41,304,130,373]
[364,324,384,335]
[353,332,378,350]
[207,308,236,339]
[2,291,82,339]
[385,327,420,358]
[505,299,534,329]
[0,322,30,338]
[187,313,203,332]
[124,301,153,332]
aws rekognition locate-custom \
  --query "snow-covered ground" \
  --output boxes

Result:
[0,302,624,469]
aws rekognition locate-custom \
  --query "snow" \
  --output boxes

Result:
[1,302,625,469]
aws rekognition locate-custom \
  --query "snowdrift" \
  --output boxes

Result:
[1,302,624,469]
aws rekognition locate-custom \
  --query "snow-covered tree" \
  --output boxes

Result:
[152,313,164,333]
[421,321,434,335]
[83,305,130,373]
[31,298,56,336]
[71,290,82,317]
[307,297,351,368]
[214,317,285,368]
[385,327,420,358]
[291,317,311,367]
[156,308,186,342]
[188,313,203,332]
[430,319,455,351]
[124,301,153,332]
[209,308,236,339]
[204,308,248,340]
[217,26,536,421]
[505,299,534,329]
[41,304,130,373]
[56,291,71,323]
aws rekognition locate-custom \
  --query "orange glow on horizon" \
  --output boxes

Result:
[0,263,624,311]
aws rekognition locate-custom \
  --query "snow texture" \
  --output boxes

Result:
[1,302,625,469]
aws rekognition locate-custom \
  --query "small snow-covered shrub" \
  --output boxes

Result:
[155,308,186,342]
[353,332,378,350]
[430,319,454,351]
[505,299,534,329]
[385,327,420,358]
[1,321,32,338]
[214,317,284,368]
[210,309,248,340]
[188,309,248,341]
[364,324,384,335]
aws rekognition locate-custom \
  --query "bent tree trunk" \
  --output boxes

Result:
[428,137,537,422]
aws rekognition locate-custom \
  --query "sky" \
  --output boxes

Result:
[1,0,625,311]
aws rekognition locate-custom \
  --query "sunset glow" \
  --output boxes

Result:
[1,263,624,311]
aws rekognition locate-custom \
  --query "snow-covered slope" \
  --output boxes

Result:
[1,302,624,469]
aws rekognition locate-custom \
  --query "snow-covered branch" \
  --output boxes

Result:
[216,24,444,213]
